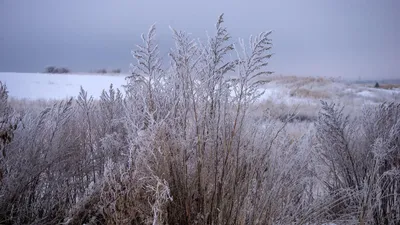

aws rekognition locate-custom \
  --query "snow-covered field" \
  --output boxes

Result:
[0,72,127,100]
[1,72,399,105]
[258,75,400,105]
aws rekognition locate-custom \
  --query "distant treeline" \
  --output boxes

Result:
[44,66,122,74]
[44,66,70,74]
[354,79,400,84]
[91,68,121,74]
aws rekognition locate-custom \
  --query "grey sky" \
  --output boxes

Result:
[0,0,399,79]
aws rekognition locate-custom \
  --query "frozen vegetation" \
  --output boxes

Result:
[0,15,399,225]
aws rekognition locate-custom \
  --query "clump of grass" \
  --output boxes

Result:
[290,88,331,99]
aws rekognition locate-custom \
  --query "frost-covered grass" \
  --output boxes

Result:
[1,15,399,225]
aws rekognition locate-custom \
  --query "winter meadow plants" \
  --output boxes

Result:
[0,15,399,225]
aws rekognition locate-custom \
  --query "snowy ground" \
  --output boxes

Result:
[1,72,399,106]
[258,75,400,106]
[0,72,127,100]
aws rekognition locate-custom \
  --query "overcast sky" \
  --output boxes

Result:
[0,0,399,79]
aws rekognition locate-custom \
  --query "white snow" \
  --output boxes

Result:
[356,88,400,100]
[1,72,399,105]
[356,90,376,98]
[0,72,127,100]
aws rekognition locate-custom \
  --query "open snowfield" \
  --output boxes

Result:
[0,72,127,100]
